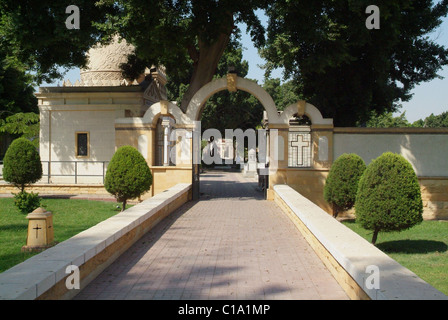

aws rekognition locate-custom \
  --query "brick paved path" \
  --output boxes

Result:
[74,171,348,300]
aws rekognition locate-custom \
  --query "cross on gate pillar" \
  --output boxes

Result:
[290,135,310,166]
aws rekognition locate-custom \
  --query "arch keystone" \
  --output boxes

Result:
[297,100,306,116]
[226,73,237,92]
[160,100,169,115]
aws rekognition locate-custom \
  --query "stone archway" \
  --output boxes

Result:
[116,75,333,201]
[185,75,287,126]
[183,75,332,127]
[179,74,334,202]
[183,75,287,200]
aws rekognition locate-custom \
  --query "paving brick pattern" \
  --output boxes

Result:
[74,171,348,300]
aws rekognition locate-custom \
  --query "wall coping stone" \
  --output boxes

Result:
[273,184,448,300]
[0,183,191,300]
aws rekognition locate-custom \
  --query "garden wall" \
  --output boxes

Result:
[333,128,448,220]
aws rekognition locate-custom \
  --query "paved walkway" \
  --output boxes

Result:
[74,171,348,300]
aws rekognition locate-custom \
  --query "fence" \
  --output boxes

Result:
[0,161,109,185]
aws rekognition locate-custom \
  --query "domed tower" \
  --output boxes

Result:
[63,35,167,102]
[80,35,136,86]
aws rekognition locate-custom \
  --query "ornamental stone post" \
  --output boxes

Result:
[22,207,55,252]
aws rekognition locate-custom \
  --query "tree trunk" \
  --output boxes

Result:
[371,228,380,245]
[332,203,339,218]
[180,29,233,113]
[122,199,127,212]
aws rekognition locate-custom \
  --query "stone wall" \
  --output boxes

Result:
[420,177,448,220]
[0,184,108,196]
[333,128,448,177]
[268,127,448,220]
[271,171,448,220]
[150,166,192,197]
[332,128,448,220]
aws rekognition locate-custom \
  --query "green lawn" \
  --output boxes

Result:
[342,219,448,295]
[0,197,122,273]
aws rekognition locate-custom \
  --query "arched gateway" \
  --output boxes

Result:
[115,74,334,202]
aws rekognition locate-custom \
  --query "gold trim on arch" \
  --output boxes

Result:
[226,73,237,92]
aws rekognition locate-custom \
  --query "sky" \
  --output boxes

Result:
[46,9,448,124]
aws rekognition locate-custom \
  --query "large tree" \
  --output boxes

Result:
[0,0,268,112]
[261,0,448,126]
[0,48,39,157]
[363,110,412,128]
[0,1,113,83]
[0,51,37,117]
[263,78,302,111]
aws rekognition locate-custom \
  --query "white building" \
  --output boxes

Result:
[36,36,172,186]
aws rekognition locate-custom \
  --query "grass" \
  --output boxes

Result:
[342,219,448,295]
[0,197,123,273]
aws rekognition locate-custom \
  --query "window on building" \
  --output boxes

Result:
[76,132,89,157]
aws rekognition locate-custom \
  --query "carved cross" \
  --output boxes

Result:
[33,224,42,239]
[291,135,310,165]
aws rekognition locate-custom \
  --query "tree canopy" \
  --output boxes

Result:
[0,0,113,83]
[1,1,447,128]
[413,111,448,127]
[360,110,448,128]
[0,50,37,118]
[363,110,413,128]
[0,113,40,147]
[263,78,302,111]
[261,0,448,126]
[0,0,269,112]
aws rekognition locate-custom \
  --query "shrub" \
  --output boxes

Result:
[324,153,366,217]
[13,191,41,214]
[3,137,42,192]
[355,152,423,244]
[105,146,152,211]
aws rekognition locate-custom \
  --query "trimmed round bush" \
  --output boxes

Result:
[105,146,152,211]
[355,152,423,244]
[3,137,42,192]
[13,191,41,214]
[324,153,366,217]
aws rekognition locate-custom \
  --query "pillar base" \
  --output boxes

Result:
[21,242,57,253]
